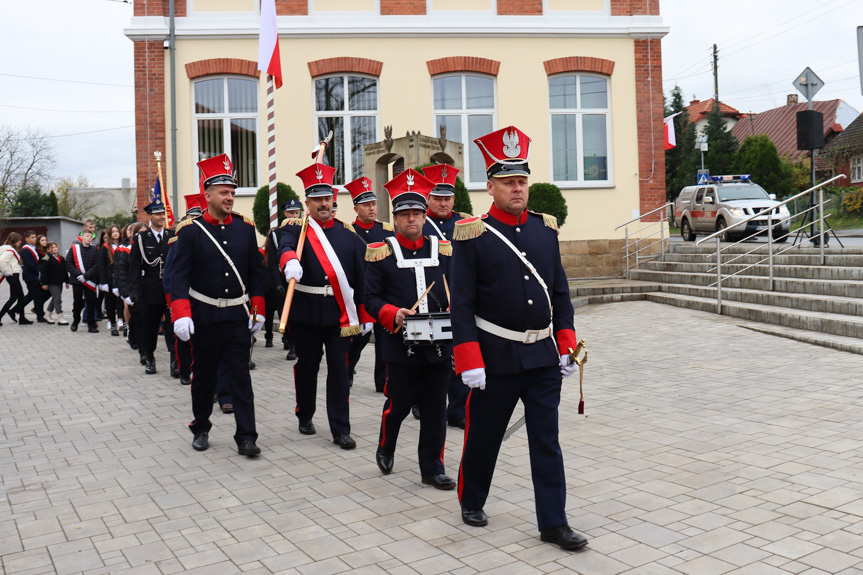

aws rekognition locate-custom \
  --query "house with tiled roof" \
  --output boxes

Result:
[731,95,859,168]
[683,98,743,133]
[822,111,863,188]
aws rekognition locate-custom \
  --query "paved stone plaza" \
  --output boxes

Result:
[3,293,863,574]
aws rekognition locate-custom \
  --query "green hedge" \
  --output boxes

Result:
[252,182,300,236]
[527,182,567,226]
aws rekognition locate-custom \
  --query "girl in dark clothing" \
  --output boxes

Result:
[98,225,124,336]
[40,241,69,324]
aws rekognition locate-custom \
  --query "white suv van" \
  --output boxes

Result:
[674,175,791,242]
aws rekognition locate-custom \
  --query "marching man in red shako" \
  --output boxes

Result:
[170,153,266,457]
[451,126,587,550]
[277,162,373,450]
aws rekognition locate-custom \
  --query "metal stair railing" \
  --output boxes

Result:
[695,174,846,314]
[615,202,673,278]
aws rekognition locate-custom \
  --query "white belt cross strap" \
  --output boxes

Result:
[482,222,552,311]
[475,316,553,344]
[295,284,335,296]
[192,219,251,315]
[189,288,249,308]
[385,235,439,313]
[426,218,446,240]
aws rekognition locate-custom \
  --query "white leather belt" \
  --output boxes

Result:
[475,316,552,344]
[189,288,249,308]
[295,284,335,297]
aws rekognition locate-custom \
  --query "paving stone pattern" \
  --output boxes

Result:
[3,287,863,574]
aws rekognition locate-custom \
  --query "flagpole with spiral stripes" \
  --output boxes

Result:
[267,74,278,228]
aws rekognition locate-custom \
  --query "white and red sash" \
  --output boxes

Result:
[71,244,98,292]
[305,217,360,336]
[22,244,39,264]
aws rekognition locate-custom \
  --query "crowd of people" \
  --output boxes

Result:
[0,124,588,551]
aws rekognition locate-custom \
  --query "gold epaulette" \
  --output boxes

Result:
[280,217,303,228]
[230,212,255,226]
[175,217,197,234]
[365,241,392,262]
[457,211,473,219]
[438,240,453,256]
[340,325,362,337]
[529,210,558,230]
[167,236,178,245]
[343,221,356,234]
[453,216,486,241]
[382,221,394,232]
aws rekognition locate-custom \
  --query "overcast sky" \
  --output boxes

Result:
[0,0,861,189]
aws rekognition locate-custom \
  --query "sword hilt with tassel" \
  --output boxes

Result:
[568,338,587,414]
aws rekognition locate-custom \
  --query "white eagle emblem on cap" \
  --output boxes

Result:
[315,168,323,182]
[363,178,370,190]
[502,130,521,158]
[441,166,448,180]
[406,173,414,190]
[223,158,231,172]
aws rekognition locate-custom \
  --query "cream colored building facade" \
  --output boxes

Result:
[126,0,668,276]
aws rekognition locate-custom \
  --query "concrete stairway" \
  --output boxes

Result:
[571,243,863,354]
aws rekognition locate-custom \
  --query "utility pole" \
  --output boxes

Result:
[712,44,719,103]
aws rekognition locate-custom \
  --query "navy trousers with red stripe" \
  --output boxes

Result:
[290,322,352,437]
[458,365,567,532]
[378,361,450,477]
[188,319,257,445]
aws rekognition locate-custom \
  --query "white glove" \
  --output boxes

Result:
[123,297,134,306]
[462,367,486,390]
[3,272,11,277]
[77,275,85,283]
[112,288,120,297]
[360,322,373,336]
[99,284,109,292]
[174,316,195,342]
[560,354,580,378]
[249,314,265,335]
[284,258,303,283]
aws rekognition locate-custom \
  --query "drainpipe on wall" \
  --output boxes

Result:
[169,0,179,212]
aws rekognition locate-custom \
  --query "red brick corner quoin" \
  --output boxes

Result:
[185,59,260,80]
[426,57,501,77]
[543,57,615,77]
[634,38,665,222]
[308,58,383,78]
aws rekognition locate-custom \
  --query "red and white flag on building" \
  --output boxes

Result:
[257,0,282,88]
[664,112,682,150]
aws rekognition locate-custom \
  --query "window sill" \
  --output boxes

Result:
[553,182,615,189]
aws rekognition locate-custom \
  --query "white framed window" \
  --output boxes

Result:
[432,74,496,187]
[314,75,379,183]
[851,155,863,183]
[193,76,259,192]
[548,73,612,185]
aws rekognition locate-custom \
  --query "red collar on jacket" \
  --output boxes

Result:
[427,208,453,221]
[353,218,375,230]
[396,233,424,250]
[311,215,335,229]
[203,210,233,225]
[488,203,528,226]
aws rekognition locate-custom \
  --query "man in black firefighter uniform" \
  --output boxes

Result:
[128,193,176,376]
[278,163,373,450]
[170,153,265,457]
[419,163,471,428]
[364,168,456,490]
[345,176,394,392]
[451,126,587,551]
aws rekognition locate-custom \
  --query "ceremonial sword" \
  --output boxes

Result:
[502,339,587,442]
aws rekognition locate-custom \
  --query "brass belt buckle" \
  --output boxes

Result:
[524,329,540,344]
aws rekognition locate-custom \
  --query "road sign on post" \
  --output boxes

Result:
[793,67,824,105]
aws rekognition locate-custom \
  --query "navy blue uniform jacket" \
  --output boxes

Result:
[277,217,372,326]
[353,219,394,245]
[128,227,174,305]
[20,245,41,284]
[450,204,576,376]
[363,234,452,365]
[422,210,470,242]
[169,211,265,326]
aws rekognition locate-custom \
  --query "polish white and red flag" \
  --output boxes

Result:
[664,112,682,150]
[257,0,282,88]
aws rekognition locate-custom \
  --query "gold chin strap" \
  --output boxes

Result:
[568,339,587,415]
